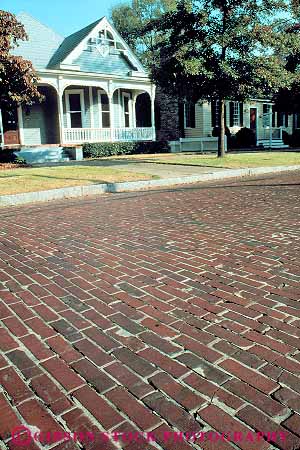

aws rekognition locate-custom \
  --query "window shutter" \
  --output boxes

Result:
[285,113,289,128]
[179,102,185,136]
[229,102,234,127]
[239,103,243,127]
[190,103,196,128]
[211,101,216,127]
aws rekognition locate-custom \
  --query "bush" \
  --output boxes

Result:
[212,126,234,149]
[212,126,231,138]
[235,127,256,148]
[82,140,170,158]
[13,156,27,165]
[282,130,291,146]
[0,149,17,163]
[290,129,300,147]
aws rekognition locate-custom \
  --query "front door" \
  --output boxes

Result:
[2,108,20,145]
[250,108,257,133]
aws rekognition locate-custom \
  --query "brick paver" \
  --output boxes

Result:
[0,171,300,450]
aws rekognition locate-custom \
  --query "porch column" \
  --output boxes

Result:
[109,93,114,142]
[17,106,24,146]
[57,92,65,145]
[132,94,137,128]
[151,85,156,141]
[89,87,95,129]
[269,104,273,148]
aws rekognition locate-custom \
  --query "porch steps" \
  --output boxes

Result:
[256,139,289,149]
[16,147,70,164]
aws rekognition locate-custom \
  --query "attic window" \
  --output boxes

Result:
[87,28,122,52]
[116,42,125,50]
[98,29,115,47]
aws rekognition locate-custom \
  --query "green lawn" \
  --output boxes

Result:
[0,165,153,196]
[135,152,300,168]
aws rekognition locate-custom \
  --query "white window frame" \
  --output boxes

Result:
[122,92,132,128]
[65,89,85,129]
[98,90,110,128]
[231,101,240,127]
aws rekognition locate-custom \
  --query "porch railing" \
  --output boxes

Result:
[63,127,154,144]
[259,127,283,141]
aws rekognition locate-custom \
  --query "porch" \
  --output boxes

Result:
[63,126,154,144]
[2,82,156,148]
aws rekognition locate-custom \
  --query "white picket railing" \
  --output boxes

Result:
[63,127,155,144]
[259,127,283,140]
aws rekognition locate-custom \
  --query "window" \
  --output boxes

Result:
[66,91,84,128]
[98,91,110,128]
[184,101,196,128]
[99,29,115,46]
[122,93,131,128]
[230,102,243,127]
[277,112,285,127]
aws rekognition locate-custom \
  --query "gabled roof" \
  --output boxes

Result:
[14,12,64,70]
[48,18,103,68]
[14,12,147,76]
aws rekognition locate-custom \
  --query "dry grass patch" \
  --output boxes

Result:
[0,165,154,196]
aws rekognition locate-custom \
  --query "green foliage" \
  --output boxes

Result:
[110,0,177,67]
[82,141,170,158]
[290,128,300,146]
[143,0,300,156]
[0,149,16,163]
[282,130,292,145]
[0,149,26,164]
[235,128,257,148]
[0,10,43,109]
[13,155,26,165]
[146,1,299,100]
[212,126,231,138]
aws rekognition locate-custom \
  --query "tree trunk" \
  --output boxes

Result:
[218,98,226,158]
[0,108,4,150]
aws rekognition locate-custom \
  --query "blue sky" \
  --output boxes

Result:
[2,0,122,36]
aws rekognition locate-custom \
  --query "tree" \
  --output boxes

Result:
[144,0,300,157]
[0,11,43,112]
[110,0,177,67]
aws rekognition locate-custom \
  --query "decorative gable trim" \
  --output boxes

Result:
[62,17,146,75]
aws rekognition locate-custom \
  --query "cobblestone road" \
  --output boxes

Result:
[0,172,300,450]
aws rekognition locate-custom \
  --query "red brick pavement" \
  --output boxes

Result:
[0,171,300,450]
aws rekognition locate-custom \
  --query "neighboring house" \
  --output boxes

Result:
[157,97,293,150]
[0,12,156,149]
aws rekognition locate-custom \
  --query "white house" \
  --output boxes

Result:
[0,13,156,152]
[178,98,292,151]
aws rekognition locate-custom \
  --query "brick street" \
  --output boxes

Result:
[0,171,300,450]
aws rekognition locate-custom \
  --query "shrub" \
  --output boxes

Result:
[290,129,300,147]
[82,140,170,158]
[235,127,256,148]
[282,130,291,146]
[212,126,231,138]
[13,156,27,165]
[0,149,17,163]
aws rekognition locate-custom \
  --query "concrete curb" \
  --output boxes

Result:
[1,164,300,207]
